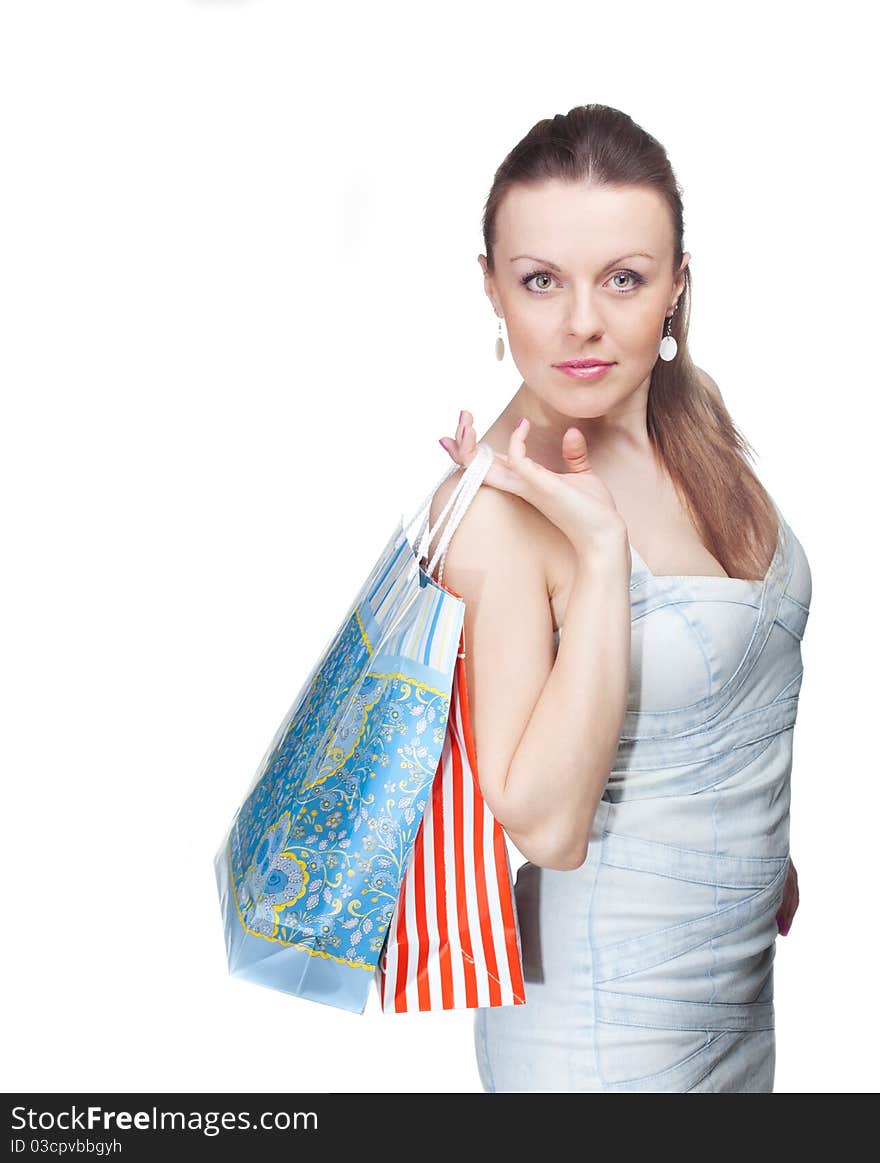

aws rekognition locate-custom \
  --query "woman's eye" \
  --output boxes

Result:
[608,270,645,292]
[520,271,557,294]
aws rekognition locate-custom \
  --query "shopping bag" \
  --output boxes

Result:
[214,442,495,1014]
[375,653,527,1012]
[375,472,527,1013]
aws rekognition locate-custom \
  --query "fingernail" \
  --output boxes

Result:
[439,438,448,451]
[517,416,523,427]
[458,410,463,426]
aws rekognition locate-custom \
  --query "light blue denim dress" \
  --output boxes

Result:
[474,503,812,1093]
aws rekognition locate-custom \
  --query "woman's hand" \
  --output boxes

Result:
[439,410,628,560]
[776,857,799,936]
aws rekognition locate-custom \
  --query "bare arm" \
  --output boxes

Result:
[429,477,631,871]
[504,536,631,869]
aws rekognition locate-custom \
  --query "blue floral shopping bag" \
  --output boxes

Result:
[214,443,495,1013]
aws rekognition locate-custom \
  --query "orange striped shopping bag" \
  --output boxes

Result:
[375,564,527,1013]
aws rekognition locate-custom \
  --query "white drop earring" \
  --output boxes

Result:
[495,317,505,361]
[658,303,679,362]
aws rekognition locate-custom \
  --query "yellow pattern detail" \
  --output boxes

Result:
[226,837,374,972]
[300,667,449,792]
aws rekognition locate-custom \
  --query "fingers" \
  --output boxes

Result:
[505,417,549,497]
[507,417,549,483]
[458,411,475,454]
[508,415,528,465]
[562,426,592,474]
[439,410,475,465]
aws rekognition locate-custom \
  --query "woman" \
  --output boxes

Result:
[429,104,809,1092]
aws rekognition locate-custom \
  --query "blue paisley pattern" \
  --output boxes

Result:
[226,529,461,973]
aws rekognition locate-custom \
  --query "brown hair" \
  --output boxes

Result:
[481,103,779,582]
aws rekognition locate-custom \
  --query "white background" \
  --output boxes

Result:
[2,0,876,1094]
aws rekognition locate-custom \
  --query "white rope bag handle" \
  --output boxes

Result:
[402,442,495,586]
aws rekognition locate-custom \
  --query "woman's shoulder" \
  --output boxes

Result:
[426,463,563,592]
[426,465,540,554]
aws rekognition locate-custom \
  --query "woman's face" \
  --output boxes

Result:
[479,179,690,423]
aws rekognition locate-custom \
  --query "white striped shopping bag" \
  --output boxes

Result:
[375,479,527,1012]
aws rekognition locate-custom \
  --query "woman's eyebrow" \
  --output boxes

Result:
[510,252,656,272]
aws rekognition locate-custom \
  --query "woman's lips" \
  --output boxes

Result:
[554,362,613,380]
